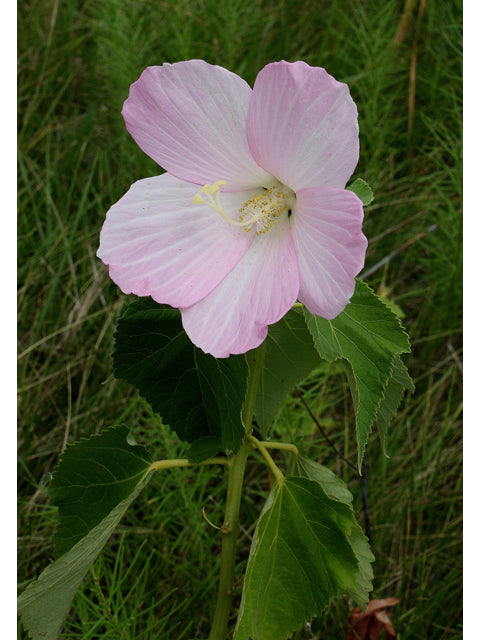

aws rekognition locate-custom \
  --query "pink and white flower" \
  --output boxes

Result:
[98,60,367,358]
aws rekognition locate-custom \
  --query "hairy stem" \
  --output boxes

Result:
[208,342,265,640]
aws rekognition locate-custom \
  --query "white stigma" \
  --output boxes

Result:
[193,180,295,235]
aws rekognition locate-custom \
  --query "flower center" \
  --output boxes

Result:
[193,180,295,235]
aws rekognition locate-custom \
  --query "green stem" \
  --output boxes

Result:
[259,440,299,456]
[149,457,228,472]
[208,342,265,640]
[248,435,285,485]
[208,440,250,640]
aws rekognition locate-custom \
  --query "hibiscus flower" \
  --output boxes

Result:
[98,60,367,357]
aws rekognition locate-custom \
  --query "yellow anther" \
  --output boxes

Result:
[207,180,226,195]
[193,180,295,235]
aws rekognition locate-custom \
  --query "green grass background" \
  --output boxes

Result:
[18,0,462,638]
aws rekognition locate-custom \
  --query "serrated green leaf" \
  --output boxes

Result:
[347,178,374,206]
[234,477,359,640]
[18,427,153,640]
[304,280,410,469]
[295,455,353,505]
[51,425,153,557]
[113,299,249,453]
[376,354,415,456]
[295,456,374,610]
[254,308,321,435]
[346,523,375,610]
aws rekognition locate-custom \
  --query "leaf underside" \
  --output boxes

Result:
[295,456,374,610]
[51,425,153,557]
[347,177,375,206]
[304,279,411,468]
[375,354,415,456]
[234,476,361,640]
[18,426,154,640]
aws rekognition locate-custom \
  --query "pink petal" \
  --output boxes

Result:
[180,220,300,357]
[122,60,272,191]
[97,173,256,308]
[290,187,367,318]
[247,61,359,191]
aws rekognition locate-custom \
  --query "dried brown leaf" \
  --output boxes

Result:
[346,598,400,640]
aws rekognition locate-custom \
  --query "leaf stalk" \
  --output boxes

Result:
[149,457,229,472]
[248,434,285,484]
[259,440,299,456]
